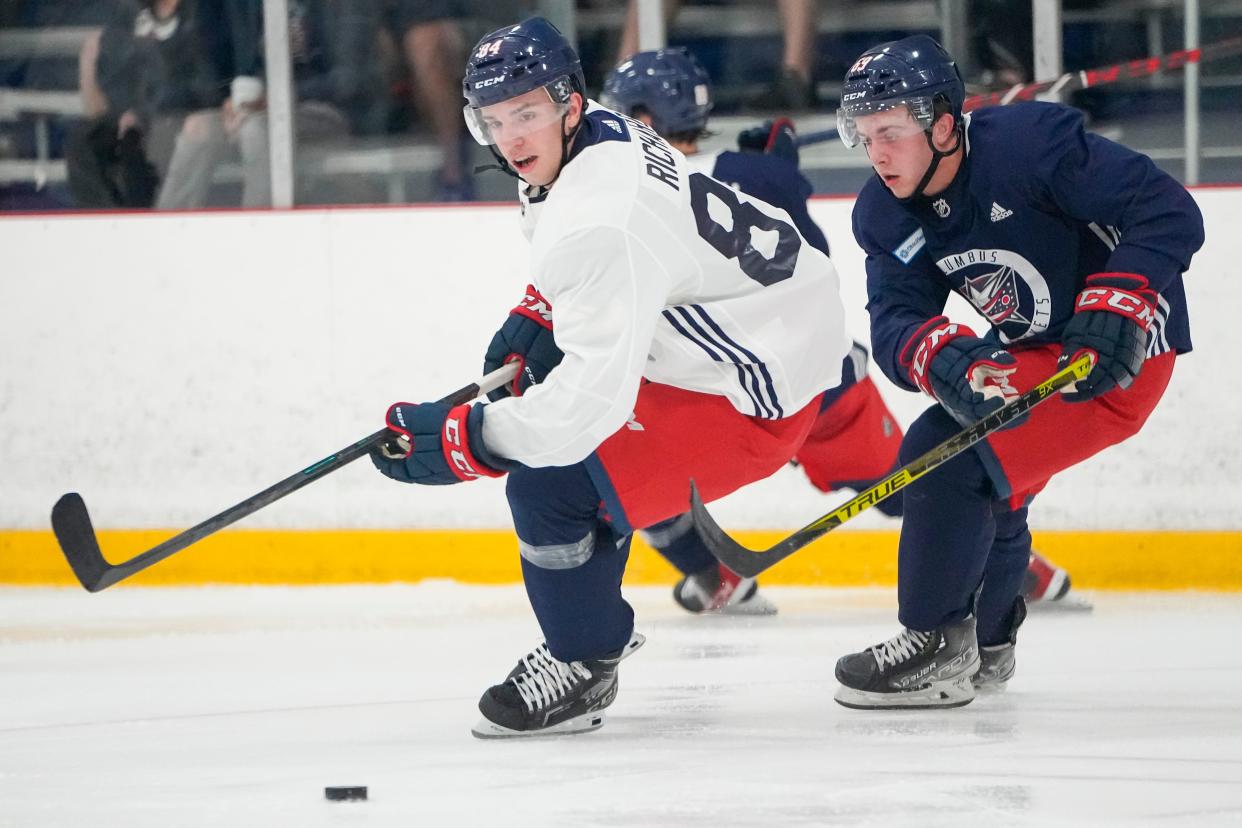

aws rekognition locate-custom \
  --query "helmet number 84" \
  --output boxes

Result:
[688,173,801,287]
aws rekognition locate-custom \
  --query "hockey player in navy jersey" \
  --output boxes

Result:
[831,35,1203,709]
[600,47,1078,616]
[369,18,851,737]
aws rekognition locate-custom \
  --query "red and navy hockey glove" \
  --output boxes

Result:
[482,284,564,401]
[370,402,507,485]
[737,117,800,166]
[1058,273,1157,403]
[900,316,1019,425]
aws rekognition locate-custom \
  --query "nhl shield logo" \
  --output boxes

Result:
[933,198,951,218]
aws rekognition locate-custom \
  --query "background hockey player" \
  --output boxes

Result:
[600,47,1078,616]
[832,35,1203,709]
[370,18,850,738]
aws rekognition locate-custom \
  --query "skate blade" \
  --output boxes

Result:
[471,711,606,740]
[834,674,977,710]
[971,673,1013,694]
[972,681,1010,695]
[619,632,646,660]
[708,597,778,617]
[1027,593,1094,613]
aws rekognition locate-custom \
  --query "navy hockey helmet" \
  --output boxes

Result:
[462,16,586,146]
[600,48,713,136]
[836,35,964,149]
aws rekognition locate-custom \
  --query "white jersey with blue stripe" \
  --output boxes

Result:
[482,102,848,468]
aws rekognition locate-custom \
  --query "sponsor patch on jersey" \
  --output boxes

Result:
[893,228,926,264]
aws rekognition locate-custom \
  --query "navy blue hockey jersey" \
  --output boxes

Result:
[852,102,1204,393]
[688,149,830,257]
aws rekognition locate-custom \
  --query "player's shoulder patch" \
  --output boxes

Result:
[576,108,632,149]
[853,176,925,263]
[893,227,926,264]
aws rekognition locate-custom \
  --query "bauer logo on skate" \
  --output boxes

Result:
[937,248,1052,343]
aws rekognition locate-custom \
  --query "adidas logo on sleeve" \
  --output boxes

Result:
[990,202,1014,222]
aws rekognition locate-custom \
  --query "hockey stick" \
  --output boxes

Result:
[687,354,1093,578]
[51,362,519,592]
[795,36,1242,148]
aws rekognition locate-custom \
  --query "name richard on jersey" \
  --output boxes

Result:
[936,248,1052,343]
[626,115,680,191]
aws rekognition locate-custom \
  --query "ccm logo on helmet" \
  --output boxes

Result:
[475,76,505,89]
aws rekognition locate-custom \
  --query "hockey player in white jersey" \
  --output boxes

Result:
[369,17,849,738]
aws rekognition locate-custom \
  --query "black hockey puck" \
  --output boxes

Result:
[325,786,367,802]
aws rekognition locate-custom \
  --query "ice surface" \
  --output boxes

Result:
[2,585,1240,827]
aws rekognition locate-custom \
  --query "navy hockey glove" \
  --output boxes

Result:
[1058,273,1157,403]
[370,402,506,485]
[482,284,563,401]
[900,316,1019,425]
[737,117,799,166]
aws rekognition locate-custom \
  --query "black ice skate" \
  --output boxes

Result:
[973,596,1027,692]
[834,615,979,709]
[471,633,645,739]
[673,562,777,616]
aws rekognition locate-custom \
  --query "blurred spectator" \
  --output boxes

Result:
[66,0,224,208]
[388,1,473,201]
[972,0,1032,87]
[156,0,382,208]
[616,0,820,111]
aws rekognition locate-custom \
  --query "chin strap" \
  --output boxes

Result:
[545,112,579,187]
[476,145,518,178]
[897,122,964,203]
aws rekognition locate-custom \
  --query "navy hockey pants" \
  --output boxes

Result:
[506,462,635,663]
[896,404,1031,646]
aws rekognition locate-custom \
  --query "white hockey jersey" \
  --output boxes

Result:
[481,103,849,468]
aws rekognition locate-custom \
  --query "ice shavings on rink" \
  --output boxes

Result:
[1,584,1240,827]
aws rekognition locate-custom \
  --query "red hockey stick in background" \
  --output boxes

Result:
[795,36,1242,148]
[962,35,1242,110]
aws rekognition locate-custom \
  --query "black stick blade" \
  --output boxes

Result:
[51,493,115,593]
[689,482,834,578]
[687,482,767,578]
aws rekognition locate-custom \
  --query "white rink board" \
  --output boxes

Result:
[1,189,1239,531]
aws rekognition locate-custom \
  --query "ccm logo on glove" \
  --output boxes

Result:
[1074,285,1156,327]
[514,286,553,328]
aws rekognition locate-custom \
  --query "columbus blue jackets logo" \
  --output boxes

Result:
[936,249,1051,343]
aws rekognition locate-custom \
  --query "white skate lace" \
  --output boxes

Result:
[511,644,593,713]
[871,629,931,670]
